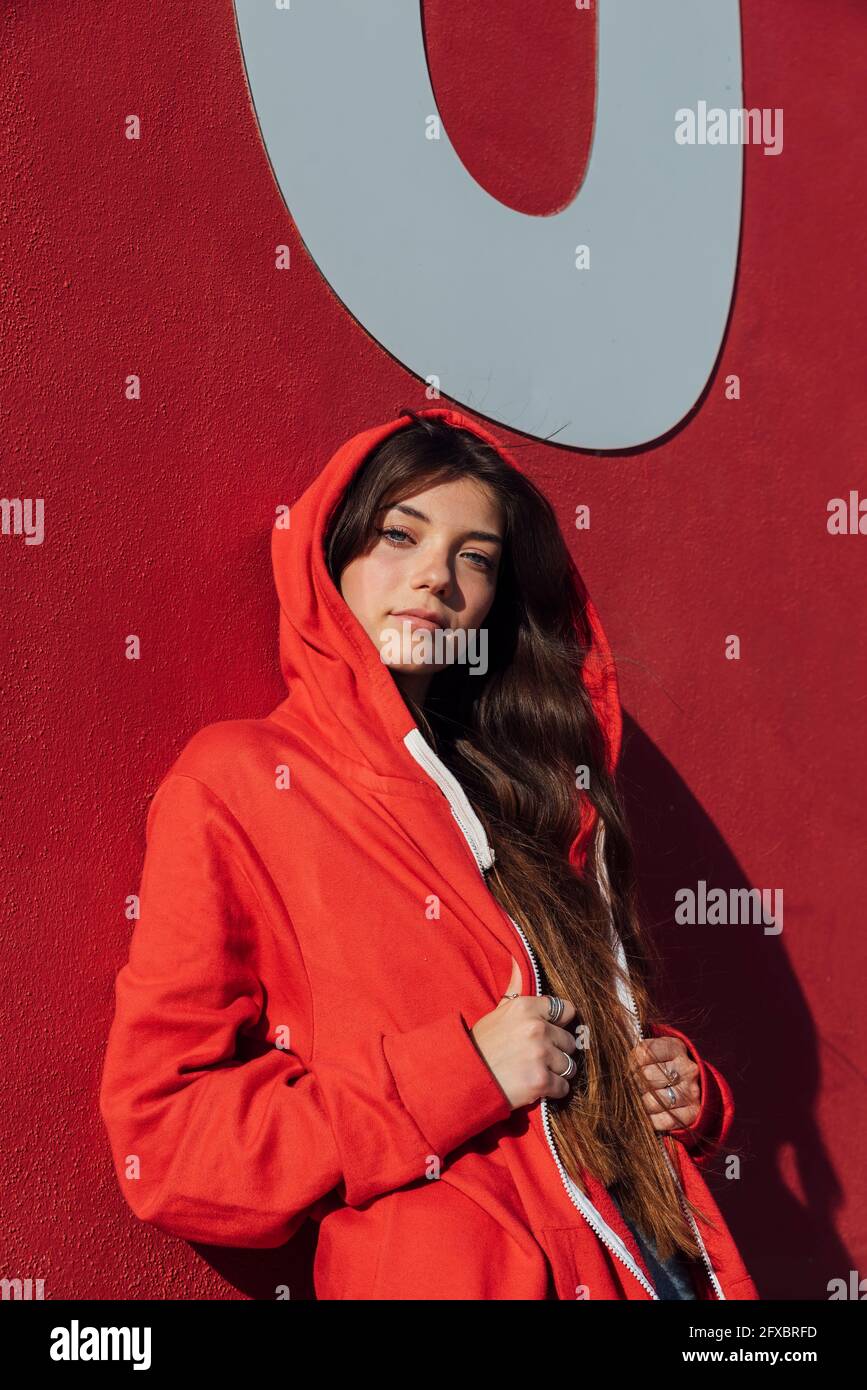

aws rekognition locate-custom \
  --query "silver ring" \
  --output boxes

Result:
[556,1052,576,1079]
[665,1085,677,1106]
[546,995,565,1023]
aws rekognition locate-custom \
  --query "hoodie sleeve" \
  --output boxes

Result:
[98,773,512,1249]
[648,1021,735,1167]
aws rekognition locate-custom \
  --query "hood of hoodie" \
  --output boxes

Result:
[270,406,622,871]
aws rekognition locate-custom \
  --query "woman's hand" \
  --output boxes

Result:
[629,1035,702,1132]
[471,957,580,1109]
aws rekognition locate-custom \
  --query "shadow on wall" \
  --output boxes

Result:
[621,711,845,1303]
[190,712,841,1301]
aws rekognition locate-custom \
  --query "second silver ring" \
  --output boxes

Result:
[556,1052,577,1079]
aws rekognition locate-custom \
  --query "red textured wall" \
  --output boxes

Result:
[1,0,864,1301]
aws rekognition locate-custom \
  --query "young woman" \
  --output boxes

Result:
[99,406,759,1301]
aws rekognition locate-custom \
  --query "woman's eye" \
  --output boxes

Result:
[377,526,494,572]
[464,551,494,571]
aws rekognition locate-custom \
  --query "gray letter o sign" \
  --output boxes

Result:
[236,0,742,450]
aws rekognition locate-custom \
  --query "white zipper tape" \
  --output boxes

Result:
[403,728,666,1299]
[404,727,495,872]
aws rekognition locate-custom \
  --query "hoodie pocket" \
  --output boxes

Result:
[535,1222,660,1301]
[314,1175,552,1301]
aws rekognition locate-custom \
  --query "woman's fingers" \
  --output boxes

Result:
[538,992,578,1028]
[629,1036,699,1102]
[628,1036,701,1128]
[629,1035,687,1072]
[638,1055,700,1094]
[646,1095,700,1130]
[638,1066,701,1127]
[490,963,583,1101]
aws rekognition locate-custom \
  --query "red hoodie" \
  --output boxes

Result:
[99,406,759,1301]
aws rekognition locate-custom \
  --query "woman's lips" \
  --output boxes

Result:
[391,608,447,631]
[390,611,444,633]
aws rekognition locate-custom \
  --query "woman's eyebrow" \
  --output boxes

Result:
[379,501,503,545]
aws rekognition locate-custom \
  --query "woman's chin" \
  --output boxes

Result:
[383,660,448,676]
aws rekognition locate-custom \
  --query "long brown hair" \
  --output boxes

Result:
[325,408,717,1261]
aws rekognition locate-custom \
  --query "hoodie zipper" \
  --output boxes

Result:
[594,820,725,1301]
[404,730,672,1298]
[405,729,725,1301]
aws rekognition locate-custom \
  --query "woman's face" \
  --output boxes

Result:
[339,476,504,704]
